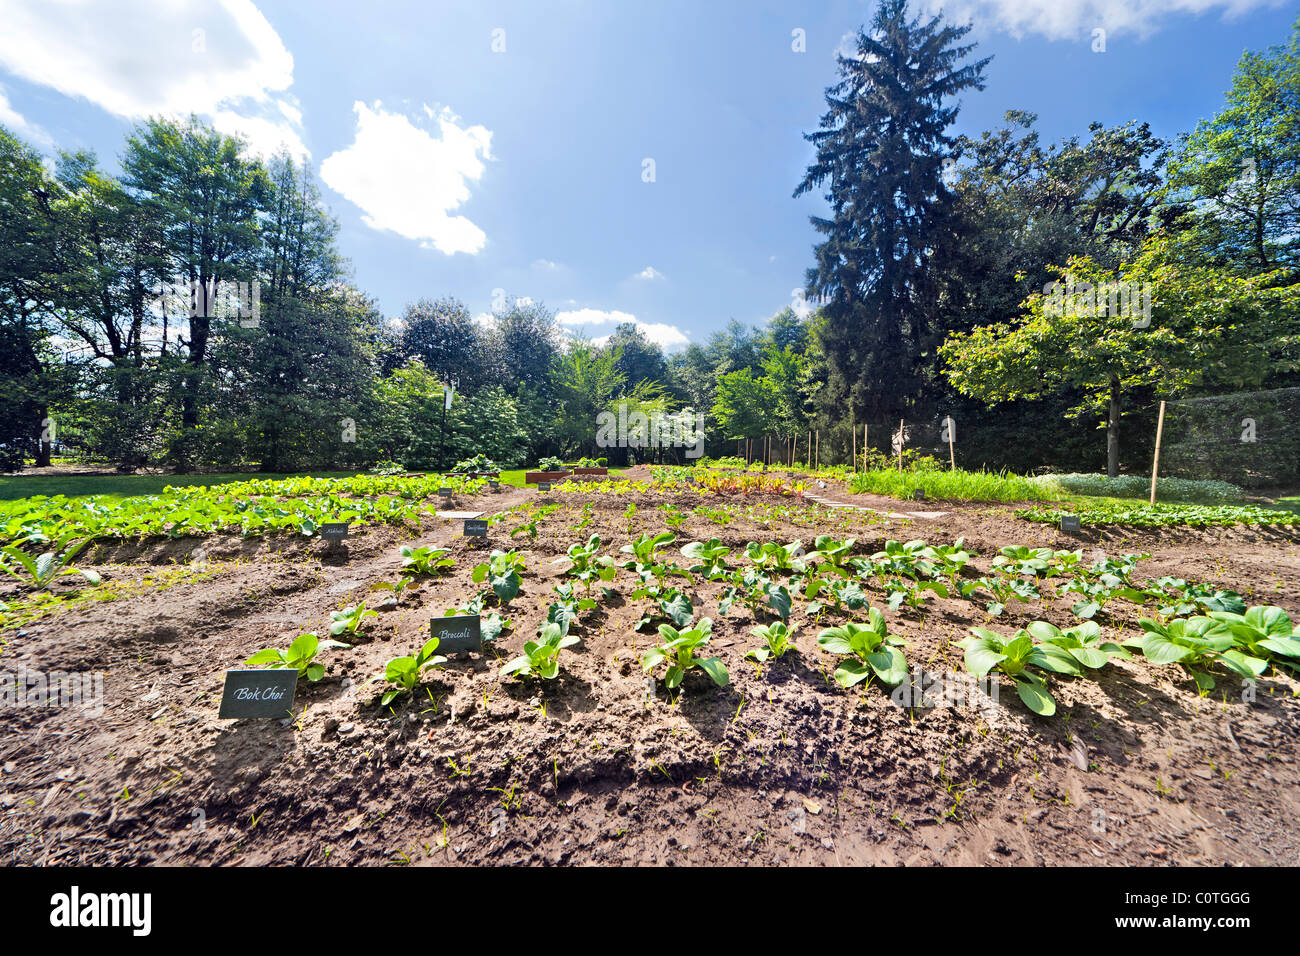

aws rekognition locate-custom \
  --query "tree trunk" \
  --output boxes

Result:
[1107,377,1120,478]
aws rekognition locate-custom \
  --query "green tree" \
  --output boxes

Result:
[711,368,775,449]
[1167,16,1300,276]
[394,296,490,393]
[939,237,1300,476]
[794,0,989,423]
[121,116,271,471]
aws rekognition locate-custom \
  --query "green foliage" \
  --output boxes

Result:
[329,603,376,637]
[1032,473,1245,503]
[745,621,798,664]
[641,617,729,690]
[1126,617,1266,691]
[500,621,579,681]
[471,550,526,604]
[552,534,616,596]
[958,626,1084,716]
[245,632,349,681]
[400,545,454,576]
[848,467,1055,502]
[0,535,100,591]
[817,609,909,687]
[374,637,447,707]
[452,454,499,473]
[1015,502,1300,528]
[680,538,731,578]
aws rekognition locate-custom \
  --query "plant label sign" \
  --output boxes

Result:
[913,489,926,501]
[537,482,551,493]
[1060,514,1082,533]
[431,614,481,653]
[464,518,488,537]
[438,487,452,497]
[321,522,350,543]
[488,480,500,491]
[218,669,298,719]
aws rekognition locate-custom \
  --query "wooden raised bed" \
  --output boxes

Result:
[525,470,571,484]
[570,467,608,476]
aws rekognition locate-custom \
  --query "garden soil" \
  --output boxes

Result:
[2,470,1298,866]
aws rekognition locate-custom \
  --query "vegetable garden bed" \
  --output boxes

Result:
[1,466,1297,867]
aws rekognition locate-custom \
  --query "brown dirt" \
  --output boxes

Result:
[2,474,1298,867]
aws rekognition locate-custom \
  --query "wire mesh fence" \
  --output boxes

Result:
[1160,388,1300,489]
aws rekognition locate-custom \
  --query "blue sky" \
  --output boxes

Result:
[1,0,1298,349]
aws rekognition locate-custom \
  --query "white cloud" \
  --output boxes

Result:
[0,85,50,147]
[917,0,1286,41]
[0,0,306,157]
[320,101,492,256]
[211,105,308,159]
[634,266,666,281]
[532,259,563,272]
[555,308,689,350]
[628,321,690,349]
[556,308,638,327]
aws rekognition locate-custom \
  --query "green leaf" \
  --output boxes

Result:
[696,656,729,687]
[1016,679,1056,716]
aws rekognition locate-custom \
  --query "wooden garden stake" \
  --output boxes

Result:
[1149,400,1167,506]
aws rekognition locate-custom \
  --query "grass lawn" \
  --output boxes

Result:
[0,467,632,502]
[0,470,367,504]
[496,467,628,488]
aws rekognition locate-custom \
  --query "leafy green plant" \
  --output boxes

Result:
[1126,617,1265,691]
[960,575,1040,616]
[0,535,101,592]
[745,621,797,665]
[1025,620,1131,669]
[992,545,1053,578]
[868,539,935,582]
[547,582,598,634]
[1206,605,1300,672]
[329,602,377,636]
[245,632,349,681]
[744,539,805,573]
[720,567,791,620]
[400,545,454,576]
[500,622,579,680]
[1016,503,1300,528]
[553,534,616,596]
[452,454,499,473]
[807,535,857,574]
[537,456,566,472]
[816,608,908,687]
[958,626,1084,716]
[641,617,728,690]
[373,637,448,706]
[920,538,972,588]
[681,538,732,579]
[884,577,948,612]
[472,550,526,604]
[1139,578,1246,618]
